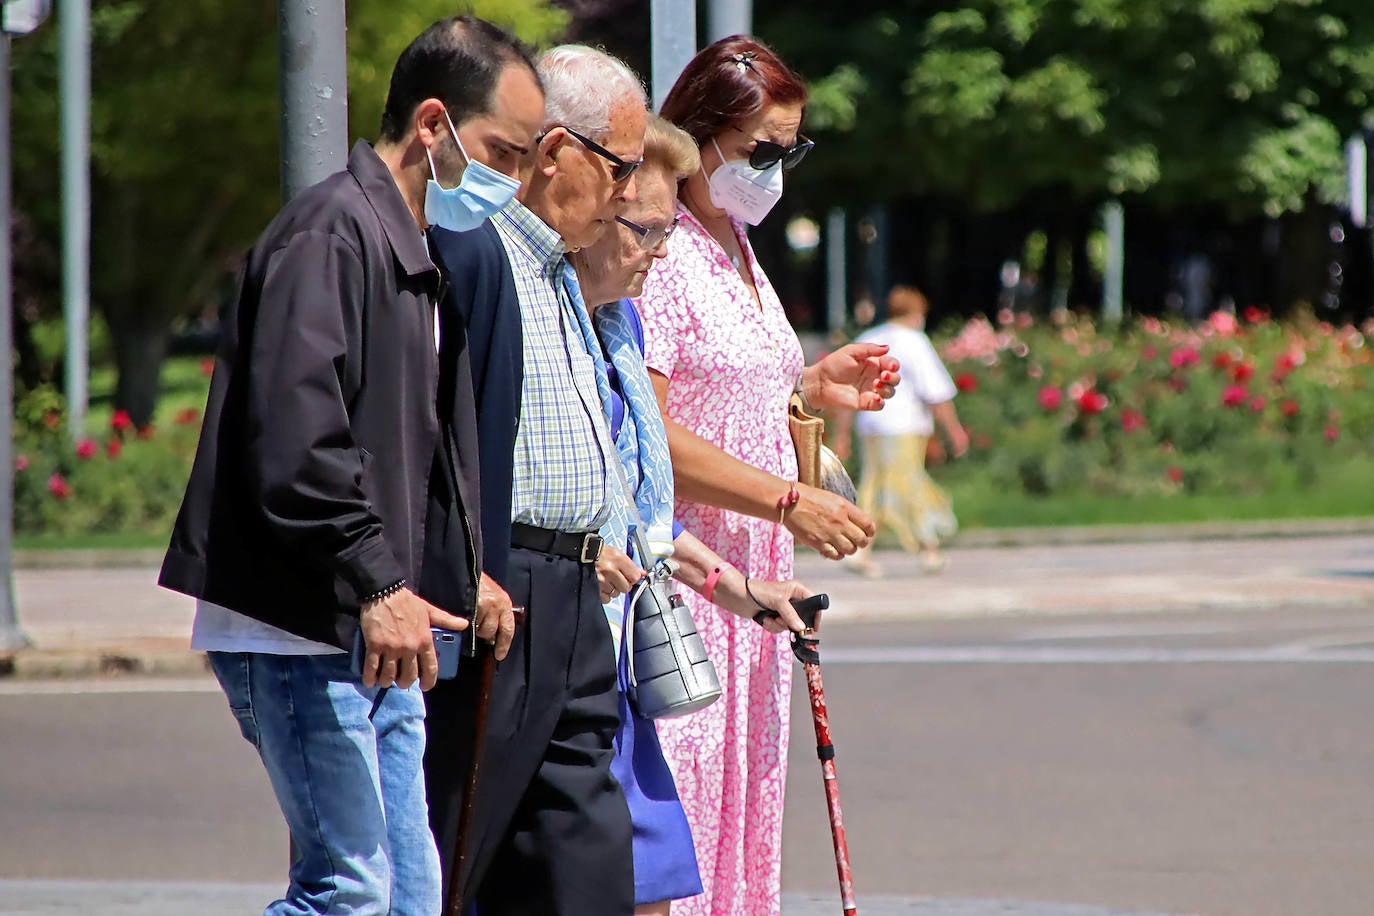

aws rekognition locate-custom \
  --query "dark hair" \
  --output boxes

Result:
[379,16,540,143]
[658,35,808,148]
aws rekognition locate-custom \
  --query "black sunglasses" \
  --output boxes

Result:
[562,127,643,183]
[736,129,815,171]
[616,214,681,251]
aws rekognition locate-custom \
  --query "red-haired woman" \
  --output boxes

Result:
[636,35,899,916]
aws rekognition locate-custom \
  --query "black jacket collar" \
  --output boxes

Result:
[348,140,436,278]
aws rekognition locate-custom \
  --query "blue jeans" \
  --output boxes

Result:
[209,651,441,916]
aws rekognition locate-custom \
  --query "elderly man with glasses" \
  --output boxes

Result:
[423,44,646,916]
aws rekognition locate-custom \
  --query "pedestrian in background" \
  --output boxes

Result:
[833,285,969,576]
[158,17,536,914]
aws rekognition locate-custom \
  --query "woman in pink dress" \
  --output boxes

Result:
[637,36,900,916]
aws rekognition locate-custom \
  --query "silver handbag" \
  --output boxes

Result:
[622,551,722,719]
[606,450,722,719]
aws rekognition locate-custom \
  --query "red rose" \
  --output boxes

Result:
[174,407,201,426]
[14,455,28,472]
[1037,385,1063,411]
[1077,390,1109,415]
[955,372,978,393]
[1248,396,1266,412]
[1166,466,1184,484]
[107,438,123,459]
[47,473,71,499]
[1212,352,1233,370]
[1230,362,1254,383]
[1169,347,1200,369]
[111,409,133,432]
[1326,425,1340,442]
[75,438,97,460]
[200,357,216,376]
[1221,385,1248,407]
[1280,399,1299,417]
[1243,305,1269,324]
[1120,408,1147,432]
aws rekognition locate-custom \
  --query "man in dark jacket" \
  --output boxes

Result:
[158,17,542,914]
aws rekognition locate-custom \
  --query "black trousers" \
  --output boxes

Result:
[425,545,633,916]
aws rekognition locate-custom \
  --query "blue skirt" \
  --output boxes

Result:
[610,642,704,904]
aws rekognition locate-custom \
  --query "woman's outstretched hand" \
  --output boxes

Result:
[805,343,901,411]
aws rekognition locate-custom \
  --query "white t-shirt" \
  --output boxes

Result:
[191,600,344,655]
[853,322,957,438]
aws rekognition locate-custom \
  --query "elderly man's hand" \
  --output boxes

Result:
[474,574,516,661]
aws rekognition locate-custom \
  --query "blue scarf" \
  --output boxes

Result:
[561,274,676,649]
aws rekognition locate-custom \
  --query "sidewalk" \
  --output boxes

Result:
[3,527,1373,679]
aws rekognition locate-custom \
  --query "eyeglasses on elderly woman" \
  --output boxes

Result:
[615,213,681,251]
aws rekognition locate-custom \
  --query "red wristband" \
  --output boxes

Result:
[702,563,731,605]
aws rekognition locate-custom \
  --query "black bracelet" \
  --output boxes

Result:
[362,579,406,605]
[743,576,770,613]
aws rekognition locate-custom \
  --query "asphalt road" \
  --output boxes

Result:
[5,605,1374,915]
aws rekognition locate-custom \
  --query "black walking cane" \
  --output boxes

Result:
[444,606,526,916]
[762,594,859,915]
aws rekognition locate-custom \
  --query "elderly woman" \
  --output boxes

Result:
[569,114,814,916]
[635,36,900,916]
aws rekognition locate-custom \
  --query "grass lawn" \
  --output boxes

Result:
[941,456,1374,529]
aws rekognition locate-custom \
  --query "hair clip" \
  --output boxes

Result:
[731,51,756,73]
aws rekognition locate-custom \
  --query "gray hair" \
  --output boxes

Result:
[537,44,647,140]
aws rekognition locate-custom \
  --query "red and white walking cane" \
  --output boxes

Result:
[765,594,858,915]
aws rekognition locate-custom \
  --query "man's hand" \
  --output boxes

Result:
[474,574,516,661]
[596,545,643,602]
[359,587,469,691]
[806,343,901,412]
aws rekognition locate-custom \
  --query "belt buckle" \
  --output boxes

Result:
[580,534,603,564]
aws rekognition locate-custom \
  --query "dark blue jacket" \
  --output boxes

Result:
[429,223,523,587]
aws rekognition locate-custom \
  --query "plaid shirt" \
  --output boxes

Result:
[493,201,612,533]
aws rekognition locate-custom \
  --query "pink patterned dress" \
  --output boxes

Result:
[636,202,804,916]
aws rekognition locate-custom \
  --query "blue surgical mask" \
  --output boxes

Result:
[424,110,520,232]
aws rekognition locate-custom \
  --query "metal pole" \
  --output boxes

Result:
[707,0,752,41]
[0,33,28,651]
[825,207,846,334]
[1347,135,1367,230]
[59,0,88,440]
[1102,199,1125,326]
[278,0,349,202]
[650,0,696,112]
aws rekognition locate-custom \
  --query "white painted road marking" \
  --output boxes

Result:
[822,646,1374,664]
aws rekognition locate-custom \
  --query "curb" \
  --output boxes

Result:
[947,516,1374,548]
[0,644,208,680]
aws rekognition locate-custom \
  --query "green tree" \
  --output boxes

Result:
[12,0,567,426]
[759,0,1374,311]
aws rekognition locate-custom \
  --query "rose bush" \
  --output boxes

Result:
[13,385,201,536]
[930,308,1374,503]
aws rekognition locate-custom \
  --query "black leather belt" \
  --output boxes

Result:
[511,522,603,564]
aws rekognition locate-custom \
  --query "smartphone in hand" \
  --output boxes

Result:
[350,626,465,680]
